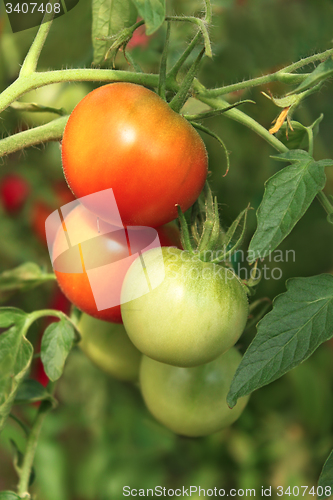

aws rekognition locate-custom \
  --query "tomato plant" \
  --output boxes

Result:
[121,247,249,367]
[53,203,181,323]
[2,0,333,497]
[61,83,208,227]
[78,313,141,382]
[140,347,249,437]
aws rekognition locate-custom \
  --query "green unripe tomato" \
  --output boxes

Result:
[121,247,249,367]
[140,347,249,437]
[78,313,141,382]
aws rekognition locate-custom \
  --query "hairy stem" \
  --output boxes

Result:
[166,16,211,57]
[158,22,171,100]
[167,31,202,81]
[194,87,288,153]
[0,70,176,115]
[202,72,309,97]
[317,191,333,220]
[202,47,333,98]
[17,388,54,496]
[19,8,54,77]
[0,115,68,157]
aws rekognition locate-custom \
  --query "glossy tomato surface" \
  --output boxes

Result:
[140,347,249,437]
[61,83,207,227]
[121,247,249,366]
[52,204,181,323]
[79,313,141,382]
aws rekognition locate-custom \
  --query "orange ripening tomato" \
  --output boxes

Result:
[52,203,181,323]
[61,83,208,227]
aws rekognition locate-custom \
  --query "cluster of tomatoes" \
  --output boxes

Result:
[54,82,249,437]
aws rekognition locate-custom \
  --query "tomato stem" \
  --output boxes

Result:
[245,298,272,331]
[317,191,333,224]
[184,100,255,121]
[158,22,171,101]
[190,122,230,177]
[0,115,69,157]
[17,385,55,497]
[200,47,333,98]
[19,4,55,77]
[165,16,212,58]
[177,205,194,253]
[209,205,249,264]
[167,31,202,82]
[169,48,205,113]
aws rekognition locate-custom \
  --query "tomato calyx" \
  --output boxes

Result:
[177,181,248,257]
[177,182,261,294]
[100,19,145,66]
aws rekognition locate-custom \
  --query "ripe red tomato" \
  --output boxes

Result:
[61,83,207,227]
[52,203,181,323]
[0,174,30,214]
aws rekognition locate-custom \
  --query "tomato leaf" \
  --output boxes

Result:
[92,0,138,65]
[318,449,333,499]
[14,379,56,406]
[0,263,54,300]
[248,150,331,261]
[0,312,33,433]
[0,307,26,328]
[41,319,75,381]
[0,493,21,500]
[291,57,333,94]
[227,274,333,408]
[131,0,165,35]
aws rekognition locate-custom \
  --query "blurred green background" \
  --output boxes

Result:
[1,0,333,498]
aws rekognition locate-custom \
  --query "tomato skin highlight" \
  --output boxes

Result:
[140,348,249,437]
[78,313,141,382]
[121,247,249,367]
[53,204,181,323]
[61,83,208,227]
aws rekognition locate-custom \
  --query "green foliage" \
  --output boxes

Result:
[249,150,332,260]
[318,450,333,499]
[277,115,323,150]
[0,309,33,433]
[0,263,55,301]
[292,56,333,94]
[227,274,333,407]
[0,493,21,500]
[131,0,166,35]
[92,0,138,64]
[14,380,55,406]
[40,319,76,381]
